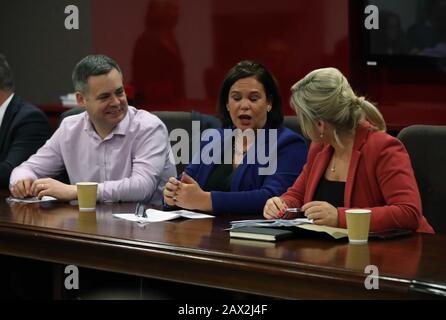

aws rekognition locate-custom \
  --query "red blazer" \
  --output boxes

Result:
[281,124,434,233]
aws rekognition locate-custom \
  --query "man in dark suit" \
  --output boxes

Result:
[0,54,52,188]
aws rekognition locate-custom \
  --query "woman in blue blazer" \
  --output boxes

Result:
[163,60,307,214]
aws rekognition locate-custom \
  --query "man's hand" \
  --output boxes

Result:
[10,179,35,198]
[30,178,77,201]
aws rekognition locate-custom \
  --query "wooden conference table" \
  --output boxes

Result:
[0,192,445,299]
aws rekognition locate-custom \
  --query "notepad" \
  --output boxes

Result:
[113,208,214,224]
[230,227,296,242]
[229,217,313,229]
[228,218,348,240]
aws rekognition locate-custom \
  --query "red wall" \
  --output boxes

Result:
[91,0,349,114]
[91,0,445,130]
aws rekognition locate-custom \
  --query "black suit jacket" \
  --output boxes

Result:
[0,95,53,188]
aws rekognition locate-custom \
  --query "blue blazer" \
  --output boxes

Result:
[183,126,308,214]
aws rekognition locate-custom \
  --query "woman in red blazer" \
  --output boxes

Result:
[263,67,433,233]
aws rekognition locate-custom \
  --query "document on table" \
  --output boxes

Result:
[228,218,348,240]
[6,196,58,204]
[228,218,314,230]
[296,224,348,239]
[113,208,215,224]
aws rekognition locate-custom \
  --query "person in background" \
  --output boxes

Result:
[371,11,409,55]
[263,67,434,233]
[163,60,308,214]
[0,54,52,188]
[10,54,176,203]
[131,0,185,106]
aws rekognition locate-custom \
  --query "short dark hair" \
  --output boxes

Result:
[72,54,122,93]
[217,60,283,128]
[0,54,14,91]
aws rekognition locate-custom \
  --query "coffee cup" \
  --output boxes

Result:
[345,209,371,244]
[76,182,98,212]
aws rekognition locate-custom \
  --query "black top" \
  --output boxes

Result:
[313,176,345,208]
[203,164,235,192]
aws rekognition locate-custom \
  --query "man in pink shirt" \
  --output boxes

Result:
[9,55,176,204]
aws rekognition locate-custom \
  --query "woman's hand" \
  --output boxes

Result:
[163,177,181,206]
[263,197,288,219]
[301,201,339,227]
[174,174,212,212]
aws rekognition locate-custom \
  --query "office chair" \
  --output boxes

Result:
[283,115,309,146]
[152,111,221,173]
[397,125,446,233]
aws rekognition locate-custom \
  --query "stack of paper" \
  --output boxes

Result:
[6,196,58,204]
[59,93,78,107]
[228,218,313,229]
[113,208,214,224]
[228,218,348,240]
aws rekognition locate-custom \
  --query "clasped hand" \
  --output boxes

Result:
[163,174,212,211]
[10,178,77,201]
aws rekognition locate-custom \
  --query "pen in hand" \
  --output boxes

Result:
[280,208,304,220]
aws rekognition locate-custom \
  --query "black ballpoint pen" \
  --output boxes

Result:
[135,203,147,218]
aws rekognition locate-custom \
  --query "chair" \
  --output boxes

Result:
[283,115,309,146]
[152,111,221,173]
[397,125,446,233]
[57,107,85,127]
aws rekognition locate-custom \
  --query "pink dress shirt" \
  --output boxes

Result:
[10,106,176,204]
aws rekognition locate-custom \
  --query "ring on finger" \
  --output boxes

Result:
[172,195,177,201]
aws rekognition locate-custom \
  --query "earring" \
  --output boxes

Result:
[267,105,271,112]
[319,132,324,139]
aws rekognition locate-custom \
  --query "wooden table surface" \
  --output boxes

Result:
[1,193,445,299]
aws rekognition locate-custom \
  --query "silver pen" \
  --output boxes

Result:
[281,208,303,219]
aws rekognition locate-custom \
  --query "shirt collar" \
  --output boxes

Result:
[0,93,14,127]
[113,109,130,135]
[0,93,14,110]
[83,108,130,139]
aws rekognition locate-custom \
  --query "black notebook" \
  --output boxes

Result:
[229,226,295,242]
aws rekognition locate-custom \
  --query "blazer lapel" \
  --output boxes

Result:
[0,95,19,153]
[344,150,361,207]
[193,130,227,186]
[230,131,256,191]
[344,125,370,207]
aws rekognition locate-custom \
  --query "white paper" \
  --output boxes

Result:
[113,208,214,224]
[6,196,58,204]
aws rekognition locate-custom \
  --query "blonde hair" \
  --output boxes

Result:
[290,67,386,146]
